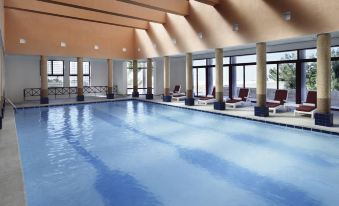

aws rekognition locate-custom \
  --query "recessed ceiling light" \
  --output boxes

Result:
[197,32,203,39]
[19,38,26,44]
[172,38,177,45]
[137,48,141,52]
[232,23,239,31]
[60,42,67,47]
[122,48,127,52]
[283,11,291,21]
[94,45,99,50]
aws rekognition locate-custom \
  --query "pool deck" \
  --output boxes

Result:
[0,107,26,206]
[0,95,339,206]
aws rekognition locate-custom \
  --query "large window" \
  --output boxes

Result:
[70,61,91,87]
[236,66,244,88]
[47,60,64,87]
[127,61,153,94]
[193,59,207,96]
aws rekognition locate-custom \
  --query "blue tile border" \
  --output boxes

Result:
[16,98,339,136]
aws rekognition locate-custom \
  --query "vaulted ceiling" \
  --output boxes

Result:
[4,0,339,59]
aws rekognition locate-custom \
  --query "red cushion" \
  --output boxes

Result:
[226,99,241,103]
[238,88,249,101]
[296,105,316,112]
[306,91,317,104]
[173,85,180,93]
[266,102,281,108]
[172,94,185,97]
[274,90,288,104]
[199,96,214,100]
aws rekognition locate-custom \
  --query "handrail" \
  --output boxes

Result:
[5,97,17,112]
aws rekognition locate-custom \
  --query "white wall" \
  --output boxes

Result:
[153,56,186,95]
[113,61,127,95]
[4,55,128,103]
[5,55,40,103]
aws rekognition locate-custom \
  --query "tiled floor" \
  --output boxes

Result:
[150,99,339,134]
[0,108,26,206]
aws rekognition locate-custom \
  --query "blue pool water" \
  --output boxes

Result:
[15,101,339,206]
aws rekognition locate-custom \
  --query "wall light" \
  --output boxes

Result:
[232,23,239,32]
[197,32,203,39]
[60,42,67,47]
[94,45,99,50]
[122,48,127,52]
[283,11,292,21]
[19,38,26,44]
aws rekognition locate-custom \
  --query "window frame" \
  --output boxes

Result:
[47,60,64,87]
[69,61,91,87]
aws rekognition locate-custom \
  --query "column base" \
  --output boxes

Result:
[132,92,139,98]
[315,113,333,127]
[77,95,84,101]
[214,101,225,110]
[146,94,153,100]
[107,93,114,99]
[163,95,172,102]
[40,97,49,104]
[185,98,195,106]
[254,106,269,117]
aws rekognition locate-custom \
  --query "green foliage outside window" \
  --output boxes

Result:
[268,51,339,91]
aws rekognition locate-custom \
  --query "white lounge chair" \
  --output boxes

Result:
[294,91,317,118]
[266,89,288,114]
[225,88,250,108]
[197,87,217,105]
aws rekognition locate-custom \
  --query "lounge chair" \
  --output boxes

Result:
[172,93,187,101]
[197,87,217,105]
[266,89,288,114]
[294,91,317,118]
[170,85,181,95]
[225,88,250,108]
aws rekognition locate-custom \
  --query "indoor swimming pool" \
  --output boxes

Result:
[15,101,339,206]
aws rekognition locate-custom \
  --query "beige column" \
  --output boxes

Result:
[215,48,223,102]
[256,42,267,107]
[163,56,170,96]
[186,53,193,99]
[146,58,153,99]
[77,57,84,101]
[317,33,331,114]
[107,59,114,99]
[132,60,139,97]
[40,55,49,104]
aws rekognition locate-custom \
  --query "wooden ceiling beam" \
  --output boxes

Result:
[194,0,220,6]
[38,0,167,24]
[117,0,189,16]
[5,0,149,29]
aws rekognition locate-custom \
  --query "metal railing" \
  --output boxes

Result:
[24,86,108,100]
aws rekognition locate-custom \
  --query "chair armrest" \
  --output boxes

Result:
[207,95,214,98]
[267,100,280,103]
[303,103,316,107]
[233,97,242,100]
